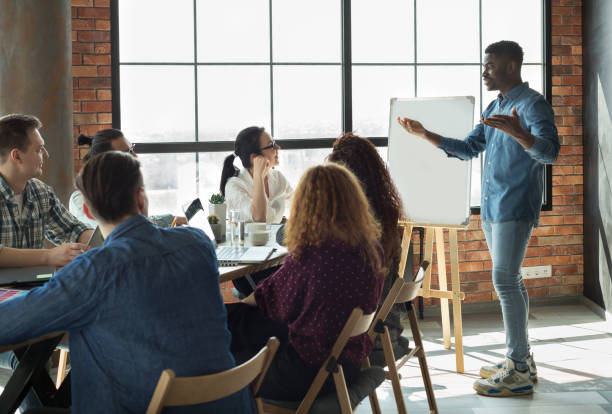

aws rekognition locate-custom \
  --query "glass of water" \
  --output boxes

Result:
[229,209,244,246]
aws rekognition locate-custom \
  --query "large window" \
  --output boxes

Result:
[112,0,549,216]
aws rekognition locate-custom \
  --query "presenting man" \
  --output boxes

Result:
[0,151,255,413]
[0,113,92,267]
[398,40,559,397]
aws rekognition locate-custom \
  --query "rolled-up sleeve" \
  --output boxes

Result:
[524,98,560,164]
[45,187,90,245]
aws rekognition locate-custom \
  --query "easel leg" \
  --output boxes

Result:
[398,224,413,279]
[449,229,464,373]
[435,228,451,350]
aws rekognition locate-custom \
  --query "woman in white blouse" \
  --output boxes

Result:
[220,126,292,224]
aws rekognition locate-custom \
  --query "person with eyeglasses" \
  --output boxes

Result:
[70,128,186,229]
[220,126,293,297]
[220,126,292,224]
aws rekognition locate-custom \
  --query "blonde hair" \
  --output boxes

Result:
[285,163,385,277]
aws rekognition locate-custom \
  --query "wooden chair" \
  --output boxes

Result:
[146,337,280,414]
[262,308,385,414]
[367,261,438,414]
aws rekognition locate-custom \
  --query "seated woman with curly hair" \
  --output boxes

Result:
[328,132,408,365]
[226,163,385,400]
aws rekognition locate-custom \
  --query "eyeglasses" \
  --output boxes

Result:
[260,140,276,151]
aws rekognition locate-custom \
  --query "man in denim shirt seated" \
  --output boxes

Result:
[0,152,255,413]
[398,40,559,397]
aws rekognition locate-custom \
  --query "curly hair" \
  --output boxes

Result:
[285,163,385,277]
[328,132,403,267]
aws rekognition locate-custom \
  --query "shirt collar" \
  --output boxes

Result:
[104,214,151,244]
[0,174,15,203]
[500,81,529,103]
[239,168,254,185]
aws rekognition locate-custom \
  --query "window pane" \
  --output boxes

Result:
[273,66,342,139]
[140,153,197,216]
[417,0,479,63]
[482,0,542,63]
[272,0,341,62]
[120,66,195,142]
[352,0,415,63]
[197,0,269,62]
[198,152,233,204]
[277,149,334,190]
[119,0,193,62]
[198,66,271,141]
[523,65,544,94]
[417,65,481,125]
[352,66,415,137]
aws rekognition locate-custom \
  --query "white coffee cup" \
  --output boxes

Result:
[246,223,267,234]
[249,231,269,246]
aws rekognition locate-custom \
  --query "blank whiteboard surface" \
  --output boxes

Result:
[388,97,474,227]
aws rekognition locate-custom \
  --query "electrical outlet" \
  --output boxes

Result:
[521,265,552,279]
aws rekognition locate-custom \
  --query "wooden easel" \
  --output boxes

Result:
[398,221,467,373]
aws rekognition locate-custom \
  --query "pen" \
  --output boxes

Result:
[263,248,277,262]
[170,217,177,227]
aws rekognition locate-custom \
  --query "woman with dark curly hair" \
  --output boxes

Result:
[328,132,408,365]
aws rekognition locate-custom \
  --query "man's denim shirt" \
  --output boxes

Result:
[439,82,560,225]
[0,215,254,414]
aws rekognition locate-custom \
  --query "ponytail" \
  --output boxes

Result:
[77,133,93,147]
[220,154,239,196]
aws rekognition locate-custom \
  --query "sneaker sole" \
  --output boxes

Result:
[480,367,538,383]
[473,382,534,397]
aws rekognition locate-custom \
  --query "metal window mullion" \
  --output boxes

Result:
[193,0,200,195]
[341,0,352,132]
[269,0,274,136]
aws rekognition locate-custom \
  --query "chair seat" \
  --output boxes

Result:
[263,366,385,414]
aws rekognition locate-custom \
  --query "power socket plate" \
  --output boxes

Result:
[521,265,552,279]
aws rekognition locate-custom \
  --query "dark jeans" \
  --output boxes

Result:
[225,303,360,401]
[232,265,280,297]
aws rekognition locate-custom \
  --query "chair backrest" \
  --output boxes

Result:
[295,308,375,414]
[146,337,279,414]
[395,261,429,304]
[367,261,429,340]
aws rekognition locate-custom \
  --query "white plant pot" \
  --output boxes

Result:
[209,203,227,241]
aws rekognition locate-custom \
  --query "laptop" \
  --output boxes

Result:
[183,198,280,266]
[87,226,104,248]
[0,227,104,287]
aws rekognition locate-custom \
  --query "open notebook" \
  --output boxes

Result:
[183,198,280,266]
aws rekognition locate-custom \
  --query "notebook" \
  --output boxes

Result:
[183,198,279,266]
[0,266,55,287]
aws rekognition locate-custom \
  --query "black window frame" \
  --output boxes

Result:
[110,0,553,214]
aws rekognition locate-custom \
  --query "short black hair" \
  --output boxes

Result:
[485,40,524,66]
[0,114,42,160]
[76,151,143,223]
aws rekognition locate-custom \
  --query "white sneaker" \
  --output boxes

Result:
[474,358,534,397]
[480,353,537,382]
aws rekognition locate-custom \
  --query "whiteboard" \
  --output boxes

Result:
[388,96,474,227]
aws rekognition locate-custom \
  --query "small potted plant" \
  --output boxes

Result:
[208,193,226,241]
[207,214,223,243]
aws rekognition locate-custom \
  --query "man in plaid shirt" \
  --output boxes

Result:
[0,114,92,267]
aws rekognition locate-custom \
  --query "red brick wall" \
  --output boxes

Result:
[70,0,583,305]
[71,0,112,175]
